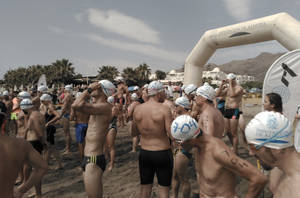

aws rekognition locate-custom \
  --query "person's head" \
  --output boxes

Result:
[227,73,236,84]
[91,80,116,100]
[245,111,293,170]
[131,93,138,101]
[147,81,165,103]
[174,96,191,115]
[37,85,48,96]
[40,94,52,106]
[64,85,73,93]
[17,91,31,103]
[184,84,197,101]
[195,84,215,106]
[264,93,283,113]
[171,115,200,143]
[20,98,34,114]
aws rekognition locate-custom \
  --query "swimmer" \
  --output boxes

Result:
[171,97,192,198]
[40,94,62,170]
[216,73,244,153]
[127,93,141,152]
[21,98,46,198]
[72,80,116,197]
[246,111,300,197]
[0,134,47,198]
[180,115,267,197]
[70,92,90,163]
[105,96,118,171]
[59,85,74,154]
[132,81,173,198]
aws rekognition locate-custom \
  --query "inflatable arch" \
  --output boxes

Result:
[184,12,300,86]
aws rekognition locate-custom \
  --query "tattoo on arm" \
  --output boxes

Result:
[221,150,249,168]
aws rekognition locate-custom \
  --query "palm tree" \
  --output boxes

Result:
[97,66,119,82]
[122,67,138,86]
[155,70,166,80]
[51,59,75,84]
[135,63,151,84]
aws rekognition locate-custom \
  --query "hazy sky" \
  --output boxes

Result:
[1,0,299,79]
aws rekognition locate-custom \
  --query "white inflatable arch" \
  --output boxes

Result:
[184,12,300,86]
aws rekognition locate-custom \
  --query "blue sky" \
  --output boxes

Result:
[1,0,299,79]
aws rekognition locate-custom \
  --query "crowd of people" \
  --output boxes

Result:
[0,73,299,198]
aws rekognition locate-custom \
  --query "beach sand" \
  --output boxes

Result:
[23,97,271,198]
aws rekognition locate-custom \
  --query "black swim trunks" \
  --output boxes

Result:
[81,155,106,172]
[46,125,56,145]
[29,140,44,154]
[139,148,173,186]
[224,108,240,119]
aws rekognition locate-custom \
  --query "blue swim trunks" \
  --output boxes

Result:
[75,123,88,143]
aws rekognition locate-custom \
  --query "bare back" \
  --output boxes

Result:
[26,111,45,141]
[62,93,73,114]
[133,101,172,151]
[198,105,224,138]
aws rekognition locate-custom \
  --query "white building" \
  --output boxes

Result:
[161,69,184,83]
[202,67,255,85]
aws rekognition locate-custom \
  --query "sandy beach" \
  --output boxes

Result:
[22,97,271,198]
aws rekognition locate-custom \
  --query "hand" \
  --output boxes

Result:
[88,82,101,91]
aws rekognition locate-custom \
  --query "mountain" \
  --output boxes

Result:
[207,52,285,82]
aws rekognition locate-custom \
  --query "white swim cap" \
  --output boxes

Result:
[245,111,293,150]
[20,98,33,110]
[184,84,197,95]
[133,86,139,91]
[65,85,73,91]
[196,84,216,101]
[37,85,48,93]
[143,84,149,89]
[40,94,52,101]
[227,73,236,80]
[175,96,191,110]
[148,81,164,96]
[215,88,219,92]
[115,76,125,82]
[99,80,116,97]
[18,91,31,100]
[3,91,9,96]
[131,93,138,101]
[107,96,115,104]
[171,115,201,142]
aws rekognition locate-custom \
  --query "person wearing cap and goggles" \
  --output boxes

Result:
[179,114,267,198]
[131,81,174,198]
[59,84,74,154]
[20,98,46,198]
[216,73,244,154]
[72,80,116,197]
